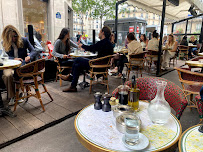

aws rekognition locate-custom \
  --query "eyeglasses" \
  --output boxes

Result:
[13,35,18,38]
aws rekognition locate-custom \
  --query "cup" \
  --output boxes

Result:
[75,49,79,55]
[124,114,140,145]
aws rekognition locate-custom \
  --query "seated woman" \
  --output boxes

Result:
[1,25,37,106]
[140,34,148,51]
[114,32,143,78]
[180,36,188,46]
[146,30,159,62]
[162,34,178,70]
[52,28,78,80]
[189,36,198,57]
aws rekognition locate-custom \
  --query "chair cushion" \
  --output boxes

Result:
[195,95,203,119]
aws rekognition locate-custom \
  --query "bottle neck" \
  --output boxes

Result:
[156,85,165,99]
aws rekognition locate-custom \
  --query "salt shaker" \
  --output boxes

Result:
[94,92,102,110]
[102,93,111,112]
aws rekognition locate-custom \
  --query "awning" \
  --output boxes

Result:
[125,0,203,21]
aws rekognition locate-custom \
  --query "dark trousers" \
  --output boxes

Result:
[71,57,90,87]
[117,55,128,74]
[58,58,74,67]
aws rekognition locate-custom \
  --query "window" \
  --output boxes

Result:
[153,14,155,19]
[96,20,98,23]
[146,13,148,19]
[133,7,136,12]
[96,25,98,29]
[196,24,201,31]
[141,13,143,18]
[153,21,154,25]
[187,24,191,33]
[133,13,135,17]
[128,14,130,18]
[128,8,130,13]
[122,14,125,17]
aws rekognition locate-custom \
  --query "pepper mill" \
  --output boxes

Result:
[94,92,102,110]
[102,93,111,112]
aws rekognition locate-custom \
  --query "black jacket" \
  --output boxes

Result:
[6,37,37,61]
[82,38,113,58]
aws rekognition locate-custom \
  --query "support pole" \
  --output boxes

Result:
[185,20,188,36]
[156,0,166,76]
[115,3,118,43]
[93,30,95,44]
[115,0,127,43]
[171,23,174,34]
[200,17,203,44]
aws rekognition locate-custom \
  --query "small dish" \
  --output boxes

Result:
[122,133,149,150]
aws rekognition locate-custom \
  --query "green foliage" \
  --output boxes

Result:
[89,0,117,19]
[72,0,92,14]
[119,7,130,14]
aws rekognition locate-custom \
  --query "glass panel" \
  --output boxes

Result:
[22,0,48,45]
[190,17,202,34]
[173,21,186,35]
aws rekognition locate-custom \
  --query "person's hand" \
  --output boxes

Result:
[25,56,31,62]
[14,58,23,62]
[78,44,83,48]
[63,55,68,59]
[67,54,72,59]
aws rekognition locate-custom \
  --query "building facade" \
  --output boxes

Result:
[0,0,73,47]
[73,12,101,41]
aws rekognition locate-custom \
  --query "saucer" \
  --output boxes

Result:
[122,133,149,150]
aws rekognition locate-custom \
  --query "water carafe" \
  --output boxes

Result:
[147,80,171,125]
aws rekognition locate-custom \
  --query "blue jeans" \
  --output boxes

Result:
[71,57,90,87]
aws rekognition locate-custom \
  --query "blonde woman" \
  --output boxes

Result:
[1,25,37,106]
[162,34,178,69]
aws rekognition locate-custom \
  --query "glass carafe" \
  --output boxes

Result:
[147,80,171,125]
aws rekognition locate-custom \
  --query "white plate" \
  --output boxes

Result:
[122,133,149,150]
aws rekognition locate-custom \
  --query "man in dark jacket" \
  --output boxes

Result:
[62,26,113,92]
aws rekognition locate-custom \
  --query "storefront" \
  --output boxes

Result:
[22,0,48,43]
[0,0,73,47]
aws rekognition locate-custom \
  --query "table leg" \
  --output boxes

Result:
[78,72,89,89]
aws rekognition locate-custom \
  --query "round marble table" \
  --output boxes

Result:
[185,61,203,68]
[75,101,182,152]
[178,125,203,152]
[0,59,21,70]
[198,53,203,56]
[69,52,97,58]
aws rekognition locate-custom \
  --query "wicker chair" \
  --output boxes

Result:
[89,55,112,94]
[112,77,188,120]
[195,95,203,123]
[125,52,146,80]
[174,67,203,110]
[14,59,53,112]
[169,50,178,67]
[54,57,72,87]
[46,40,54,59]
[145,50,159,73]
[178,45,189,60]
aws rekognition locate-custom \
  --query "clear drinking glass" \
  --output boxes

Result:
[124,114,140,145]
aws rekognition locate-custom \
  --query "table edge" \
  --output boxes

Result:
[178,124,202,152]
[0,61,21,70]
[185,62,203,67]
[74,102,182,152]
